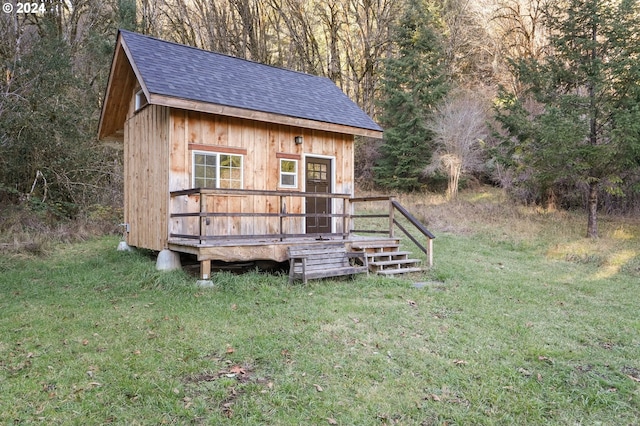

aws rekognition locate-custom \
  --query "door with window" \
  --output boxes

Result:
[305,157,332,234]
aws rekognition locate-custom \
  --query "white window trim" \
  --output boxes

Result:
[279,158,298,189]
[192,150,244,189]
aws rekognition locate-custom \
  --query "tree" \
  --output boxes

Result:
[375,0,448,191]
[425,89,488,199]
[494,0,640,237]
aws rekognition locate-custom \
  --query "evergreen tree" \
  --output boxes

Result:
[375,0,448,191]
[494,0,640,237]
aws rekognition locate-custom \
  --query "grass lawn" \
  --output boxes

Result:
[1,188,639,425]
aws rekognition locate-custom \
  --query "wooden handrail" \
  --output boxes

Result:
[391,200,436,239]
[170,187,353,243]
[171,187,351,199]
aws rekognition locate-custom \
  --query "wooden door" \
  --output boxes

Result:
[305,157,332,234]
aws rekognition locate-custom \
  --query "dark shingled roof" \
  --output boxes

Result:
[120,30,382,133]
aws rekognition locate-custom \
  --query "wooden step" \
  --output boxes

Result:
[365,251,412,259]
[377,267,423,276]
[369,258,422,267]
[351,242,400,250]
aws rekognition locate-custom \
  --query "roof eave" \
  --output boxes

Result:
[149,93,384,139]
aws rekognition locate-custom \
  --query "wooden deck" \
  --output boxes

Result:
[168,235,396,263]
[166,188,435,280]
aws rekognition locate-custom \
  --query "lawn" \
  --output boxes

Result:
[1,188,639,425]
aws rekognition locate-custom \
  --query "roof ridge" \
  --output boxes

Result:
[118,29,329,82]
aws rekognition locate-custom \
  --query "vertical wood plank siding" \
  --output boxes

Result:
[124,103,170,251]
[125,101,355,249]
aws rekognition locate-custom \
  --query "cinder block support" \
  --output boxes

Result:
[156,249,181,271]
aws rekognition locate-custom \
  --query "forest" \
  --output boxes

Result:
[1,0,639,239]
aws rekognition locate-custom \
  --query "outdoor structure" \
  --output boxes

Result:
[98,30,434,280]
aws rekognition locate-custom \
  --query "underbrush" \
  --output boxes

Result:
[0,203,122,256]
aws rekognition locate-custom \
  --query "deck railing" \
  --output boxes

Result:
[169,189,435,267]
[169,188,352,242]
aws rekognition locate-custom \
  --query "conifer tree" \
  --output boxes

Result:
[375,0,448,191]
[495,0,640,237]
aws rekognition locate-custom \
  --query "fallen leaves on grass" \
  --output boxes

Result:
[622,366,640,382]
[313,383,324,392]
[538,355,553,364]
[229,365,246,376]
[423,388,470,407]
[518,367,532,377]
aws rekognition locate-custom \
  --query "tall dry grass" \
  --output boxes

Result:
[0,204,122,256]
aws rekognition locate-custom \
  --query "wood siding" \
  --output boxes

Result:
[124,101,355,251]
[124,104,170,251]
[168,110,354,240]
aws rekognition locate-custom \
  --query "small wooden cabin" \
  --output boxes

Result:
[99,30,432,279]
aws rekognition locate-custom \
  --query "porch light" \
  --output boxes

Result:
[294,135,304,145]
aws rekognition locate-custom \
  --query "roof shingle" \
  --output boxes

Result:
[120,30,382,133]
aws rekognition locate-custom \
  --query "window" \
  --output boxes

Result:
[135,89,148,111]
[307,161,327,181]
[193,152,243,189]
[280,159,298,188]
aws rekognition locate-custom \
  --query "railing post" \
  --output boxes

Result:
[388,196,395,238]
[427,238,433,268]
[280,195,286,240]
[343,197,349,238]
[199,191,205,244]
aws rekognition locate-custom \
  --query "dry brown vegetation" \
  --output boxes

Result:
[0,204,122,256]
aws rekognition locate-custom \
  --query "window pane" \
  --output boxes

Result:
[205,155,217,167]
[195,154,205,166]
[205,177,217,188]
[281,174,295,186]
[281,160,296,173]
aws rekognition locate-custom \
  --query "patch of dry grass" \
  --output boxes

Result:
[0,204,122,256]
[355,185,640,277]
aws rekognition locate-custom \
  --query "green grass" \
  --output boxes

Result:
[1,189,639,425]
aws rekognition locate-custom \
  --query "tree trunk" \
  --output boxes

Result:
[586,181,598,238]
[447,161,461,199]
